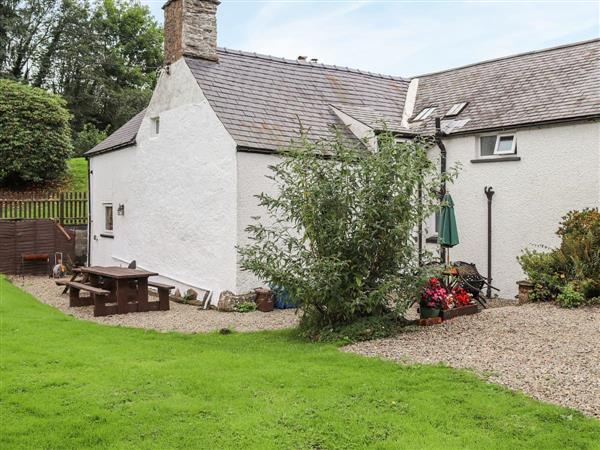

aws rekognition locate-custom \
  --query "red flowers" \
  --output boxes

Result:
[420,277,473,310]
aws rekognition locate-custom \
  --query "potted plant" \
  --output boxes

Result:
[419,277,446,318]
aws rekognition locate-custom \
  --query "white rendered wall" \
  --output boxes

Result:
[236,151,282,292]
[89,58,238,297]
[426,121,600,298]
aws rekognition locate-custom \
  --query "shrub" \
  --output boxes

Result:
[517,249,564,301]
[519,208,600,307]
[239,130,457,336]
[307,314,410,344]
[556,283,585,308]
[0,79,73,186]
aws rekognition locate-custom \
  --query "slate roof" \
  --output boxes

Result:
[410,39,600,134]
[186,49,410,151]
[85,109,146,156]
[87,39,599,156]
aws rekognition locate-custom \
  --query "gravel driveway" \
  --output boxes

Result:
[9,276,299,333]
[344,302,600,418]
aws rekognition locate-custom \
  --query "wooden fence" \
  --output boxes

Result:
[0,191,87,225]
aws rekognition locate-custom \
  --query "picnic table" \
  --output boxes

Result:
[67,266,174,316]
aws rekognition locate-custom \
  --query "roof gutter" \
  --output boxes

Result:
[442,114,600,138]
[84,139,137,158]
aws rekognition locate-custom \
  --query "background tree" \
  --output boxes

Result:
[239,132,457,337]
[0,79,73,186]
[0,0,162,139]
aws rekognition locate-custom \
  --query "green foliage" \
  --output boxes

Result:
[306,314,410,344]
[518,249,564,302]
[3,276,599,449]
[556,283,586,308]
[0,78,72,185]
[1,0,162,134]
[234,301,257,313]
[73,123,107,156]
[239,131,457,335]
[519,208,600,307]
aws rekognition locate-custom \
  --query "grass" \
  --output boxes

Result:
[1,277,598,449]
[66,157,87,192]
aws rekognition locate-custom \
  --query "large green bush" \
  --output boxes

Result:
[519,208,600,307]
[0,79,73,186]
[239,131,456,336]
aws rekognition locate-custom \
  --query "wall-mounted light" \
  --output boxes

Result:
[117,204,125,216]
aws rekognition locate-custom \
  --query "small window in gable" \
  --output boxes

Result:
[413,107,436,121]
[445,102,468,117]
[103,203,113,233]
[151,116,160,135]
[479,134,517,157]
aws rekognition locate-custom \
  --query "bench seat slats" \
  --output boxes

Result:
[148,281,175,290]
[68,281,110,295]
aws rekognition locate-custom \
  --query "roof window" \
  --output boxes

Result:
[445,102,468,117]
[413,107,436,121]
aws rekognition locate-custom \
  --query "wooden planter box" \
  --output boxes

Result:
[441,304,479,321]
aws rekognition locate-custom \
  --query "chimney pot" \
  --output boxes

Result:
[163,0,220,64]
[310,58,318,63]
[297,56,307,61]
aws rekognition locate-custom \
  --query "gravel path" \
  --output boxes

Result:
[9,276,299,333]
[345,302,600,418]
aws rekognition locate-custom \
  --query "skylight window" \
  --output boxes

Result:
[413,107,436,121]
[445,102,468,117]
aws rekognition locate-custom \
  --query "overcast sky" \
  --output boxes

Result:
[141,0,599,77]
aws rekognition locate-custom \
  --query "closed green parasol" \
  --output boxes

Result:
[438,194,459,262]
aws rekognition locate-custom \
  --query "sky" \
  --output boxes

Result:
[141,0,599,77]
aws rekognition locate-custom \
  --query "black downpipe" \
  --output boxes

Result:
[484,186,495,298]
[435,118,447,264]
[87,157,92,266]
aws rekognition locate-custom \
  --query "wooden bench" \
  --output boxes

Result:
[68,282,111,316]
[148,281,175,311]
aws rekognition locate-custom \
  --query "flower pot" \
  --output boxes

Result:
[254,288,274,312]
[440,304,479,321]
[420,306,440,318]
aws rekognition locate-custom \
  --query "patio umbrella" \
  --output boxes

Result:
[438,193,459,265]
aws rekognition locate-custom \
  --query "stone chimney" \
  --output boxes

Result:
[163,0,220,64]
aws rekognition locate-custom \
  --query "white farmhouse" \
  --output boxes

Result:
[86,0,600,301]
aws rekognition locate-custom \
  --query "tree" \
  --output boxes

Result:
[239,131,457,335]
[0,78,73,185]
[73,122,107,156]
[0,0,162,133]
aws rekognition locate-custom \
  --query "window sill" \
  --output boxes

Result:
[100,233,114,239]
[471,156,521,164]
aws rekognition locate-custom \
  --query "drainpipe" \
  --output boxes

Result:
[484,186,495,298]
[435,118,447,263]
[86,157,92,266]
[417,181,423,266]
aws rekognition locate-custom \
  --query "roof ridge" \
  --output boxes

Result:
[216,47,408,82]
[413,38,600,79]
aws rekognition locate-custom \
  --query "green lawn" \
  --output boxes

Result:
[66,157,87,192]
[1,277,598,449]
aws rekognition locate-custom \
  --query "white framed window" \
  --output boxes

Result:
[103,203,113,234]
[151,116,160,135]
[445,102,468,117]
[413,107,436,121]
[479,134,517,157]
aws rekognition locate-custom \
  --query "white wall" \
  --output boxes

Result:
[89,58,238,297]
[427,120,600,298]
[236,151,282,292]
